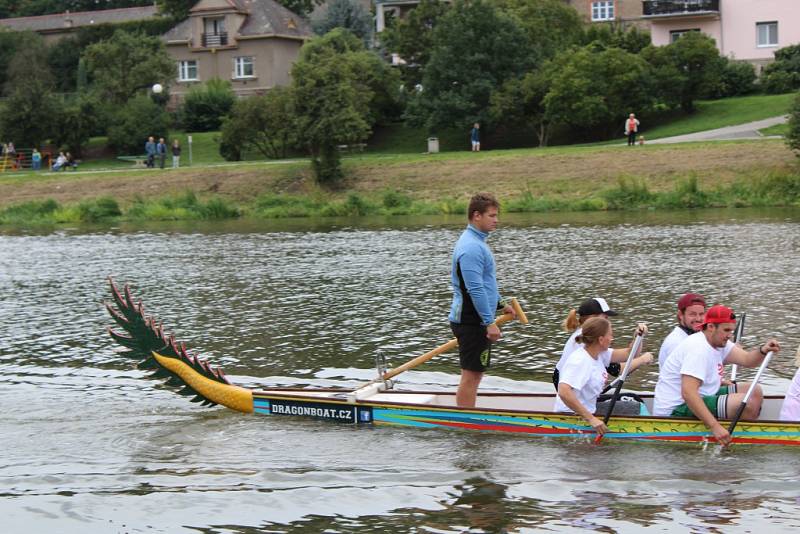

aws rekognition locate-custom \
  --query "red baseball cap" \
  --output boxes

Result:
[702,304,736,325]
[678,293,706,311]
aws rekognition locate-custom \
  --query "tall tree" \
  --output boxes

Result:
[220,87,297,160]
[490,67,552,146]
[642,32,725,113]
[543,45,655,139]
[292,29,399,183]
[379,0,451,86]
[82,30,175,105]
[312,0,373,44]
[492,0,583,61]
[405,0,533,132]
[0,33,59,147]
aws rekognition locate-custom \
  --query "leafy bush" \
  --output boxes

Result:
[382,189,412,209]
[126,192,239,220]
[715,60,756,97]
[107,96,170,154]
[77,197,122,222]
[787,92,800,156]
[220,88,297,161]
[181,78,236,132]
[602,176,653,209]
[762,71,799,95]
[0,199,60,225]
[762,44,800,94]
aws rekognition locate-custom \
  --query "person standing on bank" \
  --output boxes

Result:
[145,136,156,168]
[449,192,515,408]
[470,123,480,152]
[157,138,167,169]
[172,139,181,168]
[624,113,640,146]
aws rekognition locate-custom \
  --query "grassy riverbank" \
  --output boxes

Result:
[1,138,798,226]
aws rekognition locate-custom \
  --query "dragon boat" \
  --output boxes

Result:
[106,279,800,447]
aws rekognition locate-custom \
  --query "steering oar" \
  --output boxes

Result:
[349,298,528,401]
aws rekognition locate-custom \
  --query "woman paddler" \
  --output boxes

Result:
[553,297,649,390]
[554,317,652,436]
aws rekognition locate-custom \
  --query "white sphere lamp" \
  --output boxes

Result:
[152,83,163,94]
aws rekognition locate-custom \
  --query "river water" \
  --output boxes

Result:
[2,208,800,533]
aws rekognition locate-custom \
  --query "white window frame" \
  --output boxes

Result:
[591,1,614,22]
[756,21,778,48]
[178,60,198,82]
[234,56,255,79]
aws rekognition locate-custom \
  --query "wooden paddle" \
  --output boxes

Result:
[352,298,528,399]
[730,312,747,383]
[725,350,773,444]
[594,330,645,444]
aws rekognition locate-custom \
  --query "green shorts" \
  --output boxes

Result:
[671,384,738,419]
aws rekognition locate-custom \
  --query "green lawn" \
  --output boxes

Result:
[641,93,795,140]
[760,123,789,136]
[6,92,793,176]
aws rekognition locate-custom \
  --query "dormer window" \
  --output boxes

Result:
[202,17,228,47]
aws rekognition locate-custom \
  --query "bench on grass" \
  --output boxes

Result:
[337,143,367,154]
[117,155,149,168]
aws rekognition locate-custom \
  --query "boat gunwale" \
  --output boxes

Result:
[251,388,797,427]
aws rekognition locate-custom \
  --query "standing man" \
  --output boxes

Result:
[145,136,156,168]
[470,123,480,152]
[157,138,167,169]
[653,304,780,446]
[449,192,515,407]
[624,113,640,146]
[658,293,706,367]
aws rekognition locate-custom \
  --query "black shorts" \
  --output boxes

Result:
[451,322,492,372]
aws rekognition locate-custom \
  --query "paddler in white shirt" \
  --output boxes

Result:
[653,304,781,446]
[553,297,651,390]
[658,293,706,367]
[554,317,652,436]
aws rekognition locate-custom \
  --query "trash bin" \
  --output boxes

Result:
[427,137,439,153]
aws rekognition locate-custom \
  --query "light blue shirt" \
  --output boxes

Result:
[448,224,501,325]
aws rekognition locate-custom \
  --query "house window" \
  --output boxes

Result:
[178,60,198,81]
[591,1,614,22]
[204,17,225,35]
[757,22,778,47]
[234,56,255,78]
[670,29,700,43]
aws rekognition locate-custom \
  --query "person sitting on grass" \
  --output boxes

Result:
[51,151,67,171]
[65,152,78,170]
[554,317,653,436]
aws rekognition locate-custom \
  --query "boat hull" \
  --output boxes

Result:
[252,389,800,446]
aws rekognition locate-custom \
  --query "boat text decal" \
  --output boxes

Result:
[268,399,356,422]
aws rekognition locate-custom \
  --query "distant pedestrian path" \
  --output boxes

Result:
[648,115,788,144]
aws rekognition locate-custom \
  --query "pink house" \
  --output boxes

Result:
[644,0,800,70]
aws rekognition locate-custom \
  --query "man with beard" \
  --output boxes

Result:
[658,293,706,367]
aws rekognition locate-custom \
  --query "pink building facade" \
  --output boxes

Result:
[645,0,800,70]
